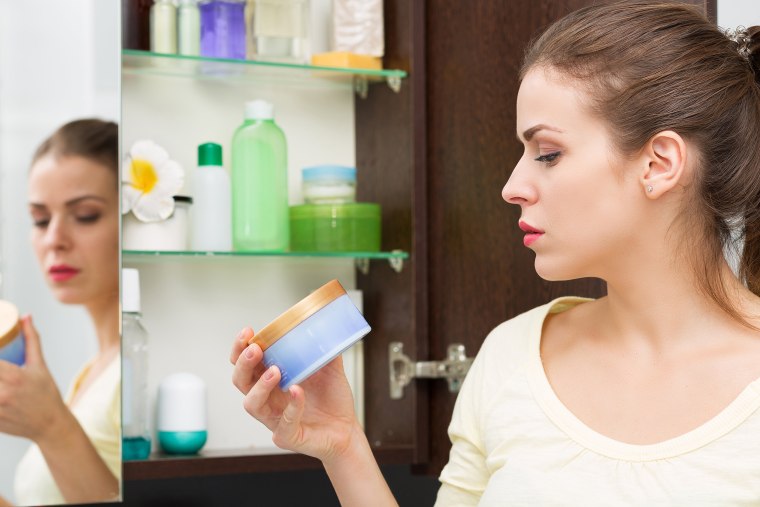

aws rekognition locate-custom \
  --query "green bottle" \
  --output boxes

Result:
[231,100,289,251]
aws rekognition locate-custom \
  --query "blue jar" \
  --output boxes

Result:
[0,300,25,366]
[250,279,371,390]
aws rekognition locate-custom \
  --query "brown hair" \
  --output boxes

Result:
[522,1,760,325]
[32,118,118,174]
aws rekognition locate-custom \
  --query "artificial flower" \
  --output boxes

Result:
[122,140,184,222]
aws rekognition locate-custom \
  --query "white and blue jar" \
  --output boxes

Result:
[0,300,25,366]
[157,372,208,454]
[250,279,371,390]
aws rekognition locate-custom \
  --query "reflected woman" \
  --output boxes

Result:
[0,119,120,505]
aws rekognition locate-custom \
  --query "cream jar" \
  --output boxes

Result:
[302,165,356,205]
[0,300,25,365]
[250,279,371,390]
[123,195,193,251]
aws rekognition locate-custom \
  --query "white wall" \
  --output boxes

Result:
[0,0,119,503]
[718,0,760,29]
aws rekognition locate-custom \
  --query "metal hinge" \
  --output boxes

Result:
[389,342,474,399]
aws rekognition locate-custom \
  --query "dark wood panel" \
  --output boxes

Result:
[355,0,429,461]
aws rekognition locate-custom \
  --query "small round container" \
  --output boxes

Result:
[250,279,371,390]
[123,195,193,251]
[0,300,25,366]
[289,203,381,252]
[157,372,207,454]
[302,165,356,204]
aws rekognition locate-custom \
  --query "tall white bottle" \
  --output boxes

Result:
[191,142,232,251]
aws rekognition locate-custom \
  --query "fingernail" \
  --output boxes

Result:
[237,328,247,342]
[289,387,297,400]
[244,345,255,360]
[264,366,276,381]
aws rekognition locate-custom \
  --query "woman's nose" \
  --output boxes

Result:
[502,159,537,206]
[44,216,72,250]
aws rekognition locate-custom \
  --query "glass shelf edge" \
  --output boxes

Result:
[122,49,407,79]
[122,250,409,260]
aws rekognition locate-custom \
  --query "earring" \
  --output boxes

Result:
[646,185,653,193]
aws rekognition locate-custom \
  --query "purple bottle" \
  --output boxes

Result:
[199,0,246,59]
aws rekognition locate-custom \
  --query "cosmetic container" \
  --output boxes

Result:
[332,0,384,57]
[231,100,289,252]
[249,279,371,390]
[199,0,246,59]
[0,300,25,366]
[289,202,380,252]
[150,0,178,54]
[191,143,231,251]
[253,0,310,63]
[122,268,152,460]
[178,0,201,56]
[123,196,193,251]
[157,372,208,454]
[302,165,356,204]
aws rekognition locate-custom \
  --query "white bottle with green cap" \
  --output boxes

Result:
[191,142,232,251]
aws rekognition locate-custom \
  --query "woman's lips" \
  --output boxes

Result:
[519,221,544,247]
[49,265,80,282]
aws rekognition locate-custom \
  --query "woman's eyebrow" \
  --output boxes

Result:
[28,196,107,208]
[519,124,564,141]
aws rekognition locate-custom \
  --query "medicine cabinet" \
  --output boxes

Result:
[121,44,412,478]
[121,0,717,490]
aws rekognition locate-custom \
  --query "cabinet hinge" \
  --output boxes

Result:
[389,342,474,400]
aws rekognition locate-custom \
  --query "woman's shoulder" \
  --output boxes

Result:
[478,296,593,367]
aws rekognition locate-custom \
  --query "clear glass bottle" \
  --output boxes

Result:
[231,100,289,251]
[253,0,310,63]
[121,268,152,460]
[150,0,178,54]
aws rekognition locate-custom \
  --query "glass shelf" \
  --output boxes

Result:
[122,50,406,93]
[122,249,409,273]
[123,249,407,259]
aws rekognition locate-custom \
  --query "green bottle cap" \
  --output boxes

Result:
[198,143,222,166]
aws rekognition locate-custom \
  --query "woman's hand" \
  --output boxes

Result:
[0,315,70,444]
[230,327,362,463]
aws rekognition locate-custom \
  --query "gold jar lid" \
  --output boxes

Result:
[249,279,347,352]
[0,300,20,348]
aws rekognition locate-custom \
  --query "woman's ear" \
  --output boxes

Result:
[639,130,688,198]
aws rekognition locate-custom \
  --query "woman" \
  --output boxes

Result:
[0,119,120,505]
[231,2,760,504]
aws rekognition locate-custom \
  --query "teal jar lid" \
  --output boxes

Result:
[302,165,356,182]
[290,203,380,219]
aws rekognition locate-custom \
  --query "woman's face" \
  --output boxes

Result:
[503,67,646,281]
[28,154,119,305]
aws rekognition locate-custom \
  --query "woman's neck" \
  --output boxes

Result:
[599,259,757,354]
[84,290,120,358]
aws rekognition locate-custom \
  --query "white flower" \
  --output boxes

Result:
[122,140,184,222]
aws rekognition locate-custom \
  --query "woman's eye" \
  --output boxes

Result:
[32,219,50,228]
[76,214,101,224]
[534,151,561,166]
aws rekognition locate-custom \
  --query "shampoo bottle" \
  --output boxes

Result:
[231,100,289,251]
[192,142,232,251]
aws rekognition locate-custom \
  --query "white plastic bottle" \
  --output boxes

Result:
[191,142,232,251]
[178,0,201,56]
[150,0,178,54]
